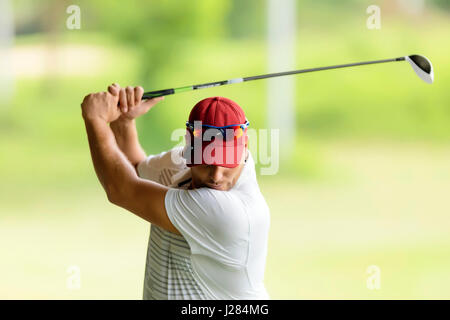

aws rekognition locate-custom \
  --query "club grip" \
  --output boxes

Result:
[142,88,175,99]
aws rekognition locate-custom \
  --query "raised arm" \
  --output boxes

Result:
[108,84,164,168]
[81,89,179,234]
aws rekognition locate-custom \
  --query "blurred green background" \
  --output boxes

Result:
[1,0,449,299]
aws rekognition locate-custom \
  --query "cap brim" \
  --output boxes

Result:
[186,138,247,168]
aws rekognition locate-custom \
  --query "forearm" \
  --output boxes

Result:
[84,117,138,199]
[110,119,146,167]
[80,87,176,233]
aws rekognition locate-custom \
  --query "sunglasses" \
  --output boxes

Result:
[186,120,250,141]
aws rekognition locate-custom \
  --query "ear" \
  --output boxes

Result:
[182,145,193,160]
[244,135,249,163]
[183,131,192,160]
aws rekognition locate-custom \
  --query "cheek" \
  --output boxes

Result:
[192,168,208,181]
[226,171,239,183]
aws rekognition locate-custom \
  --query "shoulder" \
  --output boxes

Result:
[139,146,185,171]
[166,187,249,239]
[137,146,186,181]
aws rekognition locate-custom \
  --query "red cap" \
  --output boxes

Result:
[184,97,248,168]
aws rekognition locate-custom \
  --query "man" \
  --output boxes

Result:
[81,83,270,299]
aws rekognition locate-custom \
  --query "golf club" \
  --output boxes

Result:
[141,54,433,99]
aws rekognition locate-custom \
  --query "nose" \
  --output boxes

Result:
[210,166,224,184]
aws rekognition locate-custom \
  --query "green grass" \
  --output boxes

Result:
[2,141,450,299]
[262,141,450,299]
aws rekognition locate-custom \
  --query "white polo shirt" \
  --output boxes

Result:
[137,146,270,300]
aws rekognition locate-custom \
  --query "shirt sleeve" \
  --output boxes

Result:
[137,147,185,183]
[165,188,249,267]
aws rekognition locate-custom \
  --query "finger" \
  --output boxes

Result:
[108,85,119,96]
[108,91,119,103]
[108,92,120,114]
[141,96,165,109]
[126,86,135,109]
[134,86,144,105]
[111,83,121,92]
[82,93,91,103]
[119,88,128,113]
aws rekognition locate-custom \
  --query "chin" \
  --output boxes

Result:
[205,183,229,191]
[205,184,224,191]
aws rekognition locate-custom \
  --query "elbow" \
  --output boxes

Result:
[105,184,123,206]
[105,178,137,208]
[107,191,120,205]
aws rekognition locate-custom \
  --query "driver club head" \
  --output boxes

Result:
[405,55,434,84]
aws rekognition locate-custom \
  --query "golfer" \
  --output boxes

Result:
[81,83,270,300]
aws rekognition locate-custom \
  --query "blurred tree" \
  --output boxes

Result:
[12,0,234,150]
[13,0,232,83]
[430,0,450,10]
[0,0,14,111]
[227,0,265,39]
[81,0,232,150]
[85,0,230,85]
[12,0,72,96]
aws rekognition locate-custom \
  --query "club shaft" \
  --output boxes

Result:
[142,57,405,99]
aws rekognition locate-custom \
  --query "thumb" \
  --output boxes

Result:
[141,96,165,108]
